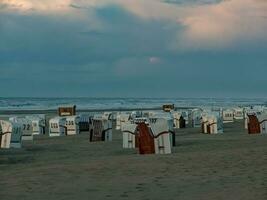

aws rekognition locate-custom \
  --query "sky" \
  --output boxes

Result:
[0,0,267,98]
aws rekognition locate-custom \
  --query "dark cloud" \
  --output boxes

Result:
[0,4,8,10]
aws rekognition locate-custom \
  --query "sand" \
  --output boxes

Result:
[0,120,267,200]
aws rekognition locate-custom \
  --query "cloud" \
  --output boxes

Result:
[106,0,267,49]
[0,1,267,97]
[149,57,161,64]
[176,0,267,49]
[99,0,266,50]
[0,4,177,74]
[0,0,71,12]
[1,0,267,50]
[114,56,164,77]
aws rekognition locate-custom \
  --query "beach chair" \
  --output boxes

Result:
[222,109,234,123]
[79,114,90,132]
[9,117,33,141]
[65,116,80,135]
[172,112,186,129]
[124,117,174,154]
[90,113,112,142]
[247,114,261,134]
[116,113,130,130]
[0,120,22,148]
[188,109,202,128]
[26,115,46,135]
[49,117,67,137]
[58,105,76,116]
[121,122,138,149]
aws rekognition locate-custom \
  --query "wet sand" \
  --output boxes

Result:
[0,120,267,200]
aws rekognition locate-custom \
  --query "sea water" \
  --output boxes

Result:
[0,97,266,110]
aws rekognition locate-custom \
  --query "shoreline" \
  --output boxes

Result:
[0,106,198,115]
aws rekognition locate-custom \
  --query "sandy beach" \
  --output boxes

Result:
[2,0,267,199]
[1,117,267,200]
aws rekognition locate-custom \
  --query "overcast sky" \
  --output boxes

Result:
[0,0,267,98]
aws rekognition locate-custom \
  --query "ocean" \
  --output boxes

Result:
[0,97,266,110]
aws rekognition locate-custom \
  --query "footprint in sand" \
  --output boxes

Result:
[135,183,145,192]
[119,192,129,198]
